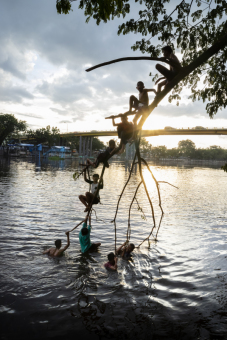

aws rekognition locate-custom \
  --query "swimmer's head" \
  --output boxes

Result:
[55,239,61,249]
[128,243,135,252]
[107,252,115,262]
[81,228,89,236]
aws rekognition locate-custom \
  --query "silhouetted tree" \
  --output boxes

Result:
[26,126,60,147]
[0,114,27,146]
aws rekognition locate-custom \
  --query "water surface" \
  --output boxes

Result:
[0,157,227,339]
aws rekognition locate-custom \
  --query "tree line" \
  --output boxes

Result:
[0,113,105,151]
[141,138,227,161]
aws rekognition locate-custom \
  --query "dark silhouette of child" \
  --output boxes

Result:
[155,45,181,93]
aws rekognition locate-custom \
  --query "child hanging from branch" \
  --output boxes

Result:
[86,139,116,169]
[111,114,134,154]
[129,81,156,141]
[155,45,181,94]
[79,214,101,253]
[79,171,103,212]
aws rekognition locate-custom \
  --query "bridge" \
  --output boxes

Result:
[60,128,227,138]
[60,128,227,159]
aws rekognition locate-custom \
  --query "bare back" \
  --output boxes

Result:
[169,53,181,73]
[45,247,64,257]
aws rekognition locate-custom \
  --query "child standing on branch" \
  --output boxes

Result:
[79,171,103,212]
[155,45,181,94]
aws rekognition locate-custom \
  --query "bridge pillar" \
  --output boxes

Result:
[83,137,86,156]
[125,143,129,160]
[79,136,82,156]
[90,137,93,157]
[86,137,90,157]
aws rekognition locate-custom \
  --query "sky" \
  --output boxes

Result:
[1,0,227,149]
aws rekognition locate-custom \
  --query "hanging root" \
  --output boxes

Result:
[112,152,137,252]
[127,181,142,241]
[136,140,157,247]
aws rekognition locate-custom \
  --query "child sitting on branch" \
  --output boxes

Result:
[79,171,103,212]
[155,45,181,94]
[129,81,156,140]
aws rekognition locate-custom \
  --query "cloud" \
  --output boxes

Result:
[14,112,43,119]
[59,120,72,123]
[0,84,34,103]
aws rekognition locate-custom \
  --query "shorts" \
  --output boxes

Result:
[92,196,100,205]
[94,153,110,168]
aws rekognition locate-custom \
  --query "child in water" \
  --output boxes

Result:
[104,252,118,270]
[116,241,135,258]
[79,215,101,253]
[43,231,70,257]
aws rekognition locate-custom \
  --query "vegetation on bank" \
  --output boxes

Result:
[1,114,227,161]
[0,114,105,151]
[140,138,227,161]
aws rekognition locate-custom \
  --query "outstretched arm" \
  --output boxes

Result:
[60,231,70,253]
[112,118,117,127]
[116,241,127,255]
[145,89,157,94]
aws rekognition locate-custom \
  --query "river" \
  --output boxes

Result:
[0,157,227,340]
